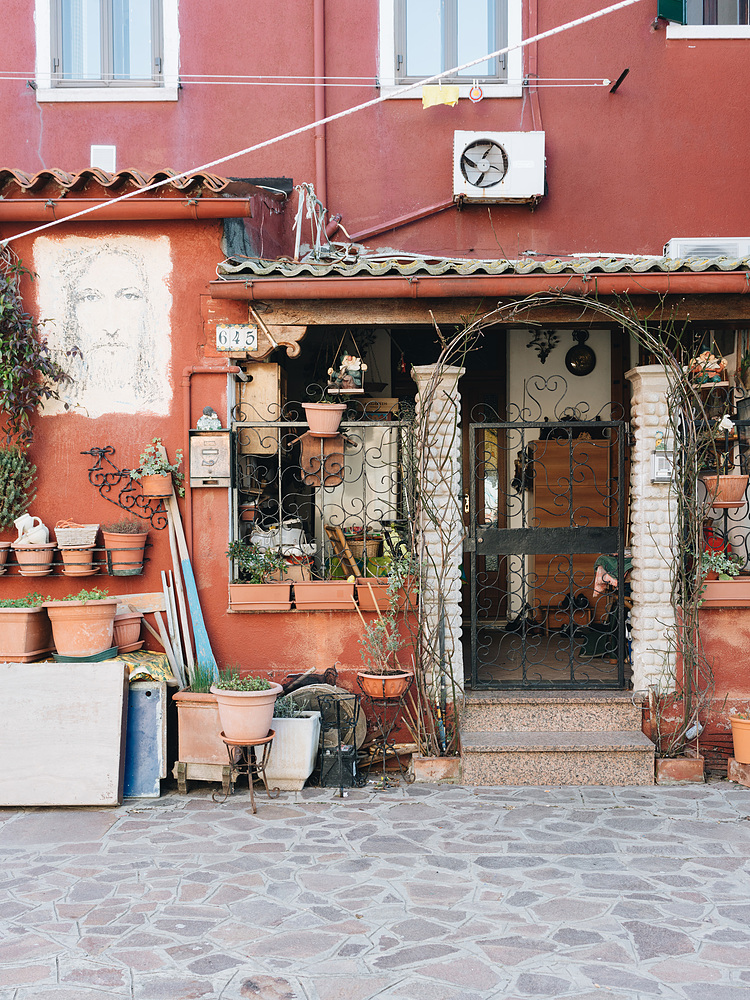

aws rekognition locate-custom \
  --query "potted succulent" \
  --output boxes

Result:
[101,518,149,576]
[227,540,292,610]
[210,669,283,743]
[0,592,53,661]
[130,438,185,498]
[729,708,750,765]
[43,587,119,657]
[263,694,322,791]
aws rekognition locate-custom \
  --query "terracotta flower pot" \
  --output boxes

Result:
[102,530,148,576]
[700,578,750,607]
[43,598,119,657]
[60,546,97,576]
[12,542,56,577]
[730,716,750,765]
[701,474,749,509]
[0,541,10,576]
[303,402,347,438]
[293,580,355,610]
[139,473,173,498]
[229,582,293,611]
[113,611,143,648]
[173,690,227,765]
[357,670,413,700]
[210,682,283,743]
[0,606,54,661]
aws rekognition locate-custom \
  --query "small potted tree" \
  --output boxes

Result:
[354,589,413,700]
[102,518,149,576]
[227,540,292,610]
[0,592,53,661]
[130,438,185,498]
[210,669,283,742]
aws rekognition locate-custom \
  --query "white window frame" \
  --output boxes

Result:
[35,0,179,102]
[666,22,750,34]
[379,0,522,99]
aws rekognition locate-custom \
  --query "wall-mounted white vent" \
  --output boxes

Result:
[90,144,116,172]
[664,237,750,259]
[453,131,545,204]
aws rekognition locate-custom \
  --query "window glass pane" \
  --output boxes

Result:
[60,0,101,80]
[457,0,494,76]
[112,0,153,80]
[404,0,442,77]
[685,0,702,20]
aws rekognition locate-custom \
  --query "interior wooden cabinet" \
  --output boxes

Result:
[530,438,613,627]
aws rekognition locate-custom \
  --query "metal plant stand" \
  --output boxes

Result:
[213,729,279,812]
[357,676,415,788]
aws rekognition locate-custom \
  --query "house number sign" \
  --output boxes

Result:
[216,323,258,352]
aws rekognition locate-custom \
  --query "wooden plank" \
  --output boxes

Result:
[0,662,128,806]
[167,512,196,681]
[116,592,166,613]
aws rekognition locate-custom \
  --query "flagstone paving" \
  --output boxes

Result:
[0,780,749,999]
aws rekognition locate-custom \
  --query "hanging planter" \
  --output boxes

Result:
[326,330,367,395]
[12,541,56,576]
[60,546,98,577]
[0,541,9,575]
[701,474,749,509]
[102,520,148,576]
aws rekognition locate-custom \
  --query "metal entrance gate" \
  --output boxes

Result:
[465,408,628,690]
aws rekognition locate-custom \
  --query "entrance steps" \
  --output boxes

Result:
[460,691,655,786]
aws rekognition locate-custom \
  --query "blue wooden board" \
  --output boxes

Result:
[124,682,165,798]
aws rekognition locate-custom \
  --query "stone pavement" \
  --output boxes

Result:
[1,779,750,1000]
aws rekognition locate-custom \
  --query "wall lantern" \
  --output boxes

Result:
[565,330,597,377]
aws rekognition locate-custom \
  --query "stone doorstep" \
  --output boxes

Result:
[727,757,750,787]
[462,690,644,735]
[460,730,655,754]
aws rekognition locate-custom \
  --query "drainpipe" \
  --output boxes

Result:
[182,363,240,557]
[314,0,327,208]
[0,198,261,222]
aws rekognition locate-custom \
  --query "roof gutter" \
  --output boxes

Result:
[0,198,257,222]
[209,271,750,300]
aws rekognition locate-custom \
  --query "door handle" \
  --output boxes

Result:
[464,493,470,514]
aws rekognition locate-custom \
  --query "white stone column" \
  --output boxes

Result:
[412,364,466,702]
[626,365,676,693]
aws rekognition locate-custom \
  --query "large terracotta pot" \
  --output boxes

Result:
[210,682,283,743]
[730,716,750,765]
[701,474,749,509]
[357,670,413,700]
[302,402,346,437]
[43,598,119,657]
[102,530,148,576]
[173,690,227,765]
[0,606,54,662]
[139,473,173,498]
[12,542,56,577]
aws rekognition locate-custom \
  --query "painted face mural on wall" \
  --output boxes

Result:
[34,236,172,418]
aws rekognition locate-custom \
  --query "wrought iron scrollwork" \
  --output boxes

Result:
[81,446,168,530]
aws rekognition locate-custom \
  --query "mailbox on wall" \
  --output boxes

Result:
[189,430,232,488]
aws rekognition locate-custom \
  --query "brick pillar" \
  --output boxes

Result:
[626,365,676,693]
[412,364,466,700]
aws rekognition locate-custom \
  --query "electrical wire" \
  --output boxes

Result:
[2,0,647,248]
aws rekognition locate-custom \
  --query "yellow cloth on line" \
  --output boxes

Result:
[422,85,459,108]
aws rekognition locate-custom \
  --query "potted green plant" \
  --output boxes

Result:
[43,587,119,657]
[354,590,412,700]
[210,669,283,742]
[699,550,750,606]
[264,694,322,791]
[0,447,37,574]
[730,708,750,764]
[227,540,292,611]
[101,518,149,576]
[0,592,53,662]
[356,528,418,611]
[130,438,185,498]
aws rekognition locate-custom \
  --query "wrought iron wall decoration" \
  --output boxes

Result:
[527,328,559,364]
[81,446,169,530]
[565,330,597,376]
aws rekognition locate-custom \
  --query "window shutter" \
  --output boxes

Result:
[657,0,686,22]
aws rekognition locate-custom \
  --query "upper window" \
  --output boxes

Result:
[660,0,750,34]
[35,0,178,102]
[53,0,162,85]
[380,0,522,98]
[684,0,749,23]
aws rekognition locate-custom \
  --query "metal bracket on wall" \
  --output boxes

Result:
[81,446,168,530]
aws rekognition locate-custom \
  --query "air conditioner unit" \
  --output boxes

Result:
[453,131,545,204]
[664,237,750,259]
